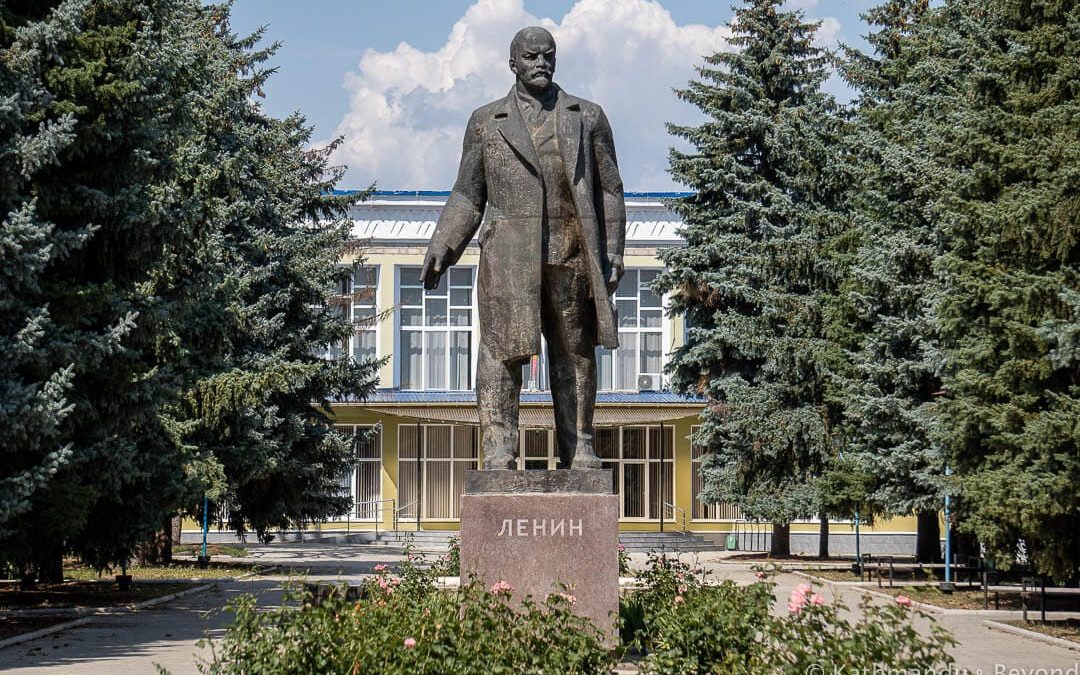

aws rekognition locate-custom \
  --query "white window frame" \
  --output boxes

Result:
[350,263,380,364]
[517,428,558,470]
[396,424,479,521]
[334,424,383,521]
[597,268,669,392]
[689,424,743,522]
[395,265,478,391]
[598,425,675,522]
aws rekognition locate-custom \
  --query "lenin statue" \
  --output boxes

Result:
[421,26,626,471]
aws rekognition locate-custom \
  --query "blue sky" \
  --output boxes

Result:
[228,0,881,191]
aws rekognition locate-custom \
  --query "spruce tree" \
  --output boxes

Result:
[170,8,377,539]
[0,0,378,575]
[0,0,88,539]
[930,0,1080,578]
[0,0,202,577]
[835,0,946,562]
[655,0,848,554]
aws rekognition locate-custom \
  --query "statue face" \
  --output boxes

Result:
[510,30,556,93]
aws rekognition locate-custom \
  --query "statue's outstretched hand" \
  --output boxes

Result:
[422,245,452,291]
[606,255,624,295]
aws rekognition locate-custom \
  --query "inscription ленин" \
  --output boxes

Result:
[497,518,583,537]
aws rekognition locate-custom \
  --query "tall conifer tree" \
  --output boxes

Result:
[655,0,848,554]
[0,0,377,575]
[836,0,947,562]
[0,0,88,538]
[930,0,1080,578]
[170,8,376,539]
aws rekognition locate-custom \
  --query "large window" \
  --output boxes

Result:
[397,425,479,520]
[690,425,742,521]
[597,425,674,520]
[597,269,664,391]
[335,425,383,520]
[518,429,558,470]
[322,263,379,362]
[399,266,475,390]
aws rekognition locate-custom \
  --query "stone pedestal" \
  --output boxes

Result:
[460,469,619,641]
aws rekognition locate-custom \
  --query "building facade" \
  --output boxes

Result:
[314,191,917,551]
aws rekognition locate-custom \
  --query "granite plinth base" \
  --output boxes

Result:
[460,469,618,642]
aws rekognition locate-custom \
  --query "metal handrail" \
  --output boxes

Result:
[394,499,420,536]
[662,501,688,535]
[346,498,395,536]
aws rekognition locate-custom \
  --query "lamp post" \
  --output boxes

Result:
[939,465,955,593]
[198,494,210,569]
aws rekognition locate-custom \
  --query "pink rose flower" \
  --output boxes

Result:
[896,595,912,608]
[373,564,388,572]
[618,543,626,552]
[674,595,684,605]
[810,593,825,606]
[404,637,417,649]
[489,580,514,595]
[755,571,766,580]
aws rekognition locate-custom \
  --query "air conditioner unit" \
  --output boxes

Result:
[637,374,658,392]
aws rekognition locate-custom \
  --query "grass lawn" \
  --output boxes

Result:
[1003,619,1080,645]
[174,543,248,558]
[875,585,1025,610]
[63,560,259,581]
[0,581,197,611]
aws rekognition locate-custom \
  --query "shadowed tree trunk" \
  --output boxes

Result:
[818,514,830,559]
[915,509,943,563]
[771,522,790,556]
[34,544,64,584]
[137,516,179,566]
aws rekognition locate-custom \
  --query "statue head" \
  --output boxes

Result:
[509,27,556,95]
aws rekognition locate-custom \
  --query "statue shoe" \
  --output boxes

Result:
[571,451,603,470]
[483,453,517,471]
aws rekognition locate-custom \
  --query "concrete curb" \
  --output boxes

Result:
[984,619,1080,653]
[0,582,215,650]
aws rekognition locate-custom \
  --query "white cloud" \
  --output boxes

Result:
[326,0,732,191]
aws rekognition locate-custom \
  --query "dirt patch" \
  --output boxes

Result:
[1003,619,1080,645]
[0,581,195,610]
[874,586,1026,610]
[0,615,76,641]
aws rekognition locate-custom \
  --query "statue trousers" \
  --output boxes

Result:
[477,254,597,469]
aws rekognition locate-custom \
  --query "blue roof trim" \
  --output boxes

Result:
[341,389,703,405]
[333,190,693,199]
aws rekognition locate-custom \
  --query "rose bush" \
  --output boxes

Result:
[631,557,956,675]
[198,559,612,674]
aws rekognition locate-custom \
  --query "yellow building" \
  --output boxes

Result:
[214,191,918,554]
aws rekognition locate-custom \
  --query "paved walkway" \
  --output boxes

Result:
[0,546,1077,673]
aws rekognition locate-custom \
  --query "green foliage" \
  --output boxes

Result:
[627,557,955,675]
[921,0,1080,578]
[0,0,377,575]
[833,0,946,520]
[0,0,87,542]
[200,572,613,674]
[655,0,850,526]
[618,543,630,576]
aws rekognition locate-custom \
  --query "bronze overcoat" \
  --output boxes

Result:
[427,85,626,362]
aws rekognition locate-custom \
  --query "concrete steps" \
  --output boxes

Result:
[618,532,722,553]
